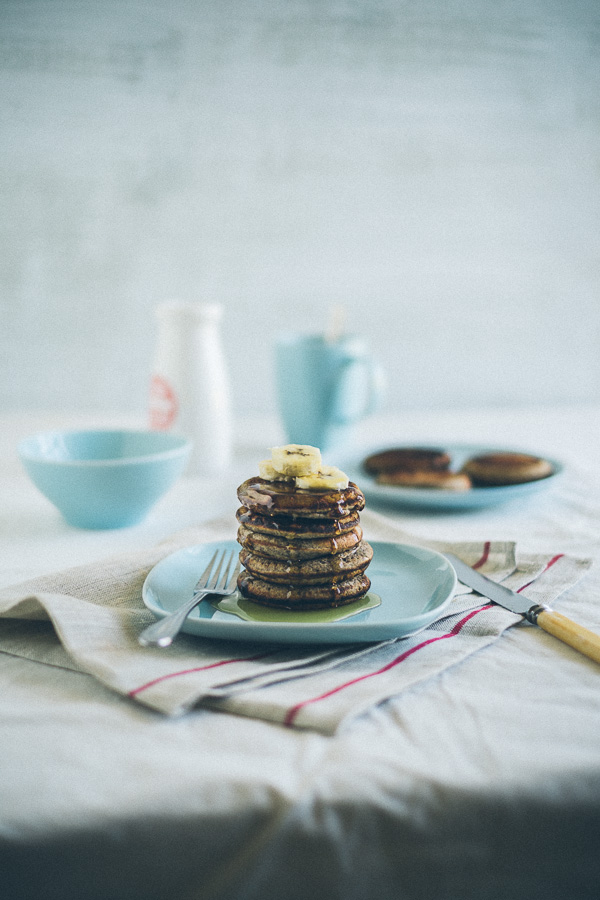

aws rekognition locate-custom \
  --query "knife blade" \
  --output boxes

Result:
[445,553,600,665]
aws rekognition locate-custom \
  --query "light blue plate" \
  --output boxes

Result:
[142,540,457,645]
[342,443,564,510]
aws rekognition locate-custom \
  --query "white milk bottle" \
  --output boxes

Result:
[149,301,232,475]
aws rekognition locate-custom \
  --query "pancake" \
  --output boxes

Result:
[237,523,363,561]
[237,478,365,519]
[236,506,361,540]
[237,570,371,610]
[376,470,472,491]
[462,452,554,486]
[363,447,451,476]
[239,541,373,584]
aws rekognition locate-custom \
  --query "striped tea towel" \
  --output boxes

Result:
[0,509,591,734]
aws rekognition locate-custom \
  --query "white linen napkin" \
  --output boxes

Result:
[0,510,591,734]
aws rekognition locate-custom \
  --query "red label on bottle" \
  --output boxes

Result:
[149,375,178,430]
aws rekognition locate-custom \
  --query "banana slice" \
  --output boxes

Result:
[270,444,322,477]
[295,465,350,491]
[258,459,294,482]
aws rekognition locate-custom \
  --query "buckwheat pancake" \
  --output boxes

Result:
[462,452,554,486]
[236,507,360,540]
[238,541,373,584]
[376,470,472,491]
[237,523,363,561]
[237,478,365,519]
[363,447,451,476]
[237,570,372,610]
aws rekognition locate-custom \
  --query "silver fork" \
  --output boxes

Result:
[138,549,241,648]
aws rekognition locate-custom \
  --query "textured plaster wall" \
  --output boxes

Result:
[1,0,599,421]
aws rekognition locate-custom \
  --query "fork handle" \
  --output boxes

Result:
[139,591,210,648]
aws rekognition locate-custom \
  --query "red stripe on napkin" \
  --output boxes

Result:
[472,542,491,569]
[129,652,273,697]
[283,604,493,727]
[517,553,564,593]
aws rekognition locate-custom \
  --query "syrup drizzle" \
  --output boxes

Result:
[236,506,360,536]
[237,478,365,518]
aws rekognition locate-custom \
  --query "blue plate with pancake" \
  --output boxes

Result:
[142,539,457,645]
[341,443,564,510]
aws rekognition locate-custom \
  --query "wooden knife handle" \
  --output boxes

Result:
[536,610,600,664]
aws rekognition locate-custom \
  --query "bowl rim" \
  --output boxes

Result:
[18,428,192,467]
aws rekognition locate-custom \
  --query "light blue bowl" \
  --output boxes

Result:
[18,429,192,529]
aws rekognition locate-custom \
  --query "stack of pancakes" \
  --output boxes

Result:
[235,476,373,610]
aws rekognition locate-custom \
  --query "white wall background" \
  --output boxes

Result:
[1,0,599,421]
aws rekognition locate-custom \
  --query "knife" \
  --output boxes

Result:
[445,553,600,665]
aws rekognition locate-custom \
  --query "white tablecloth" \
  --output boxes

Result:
[1,407,599,900]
